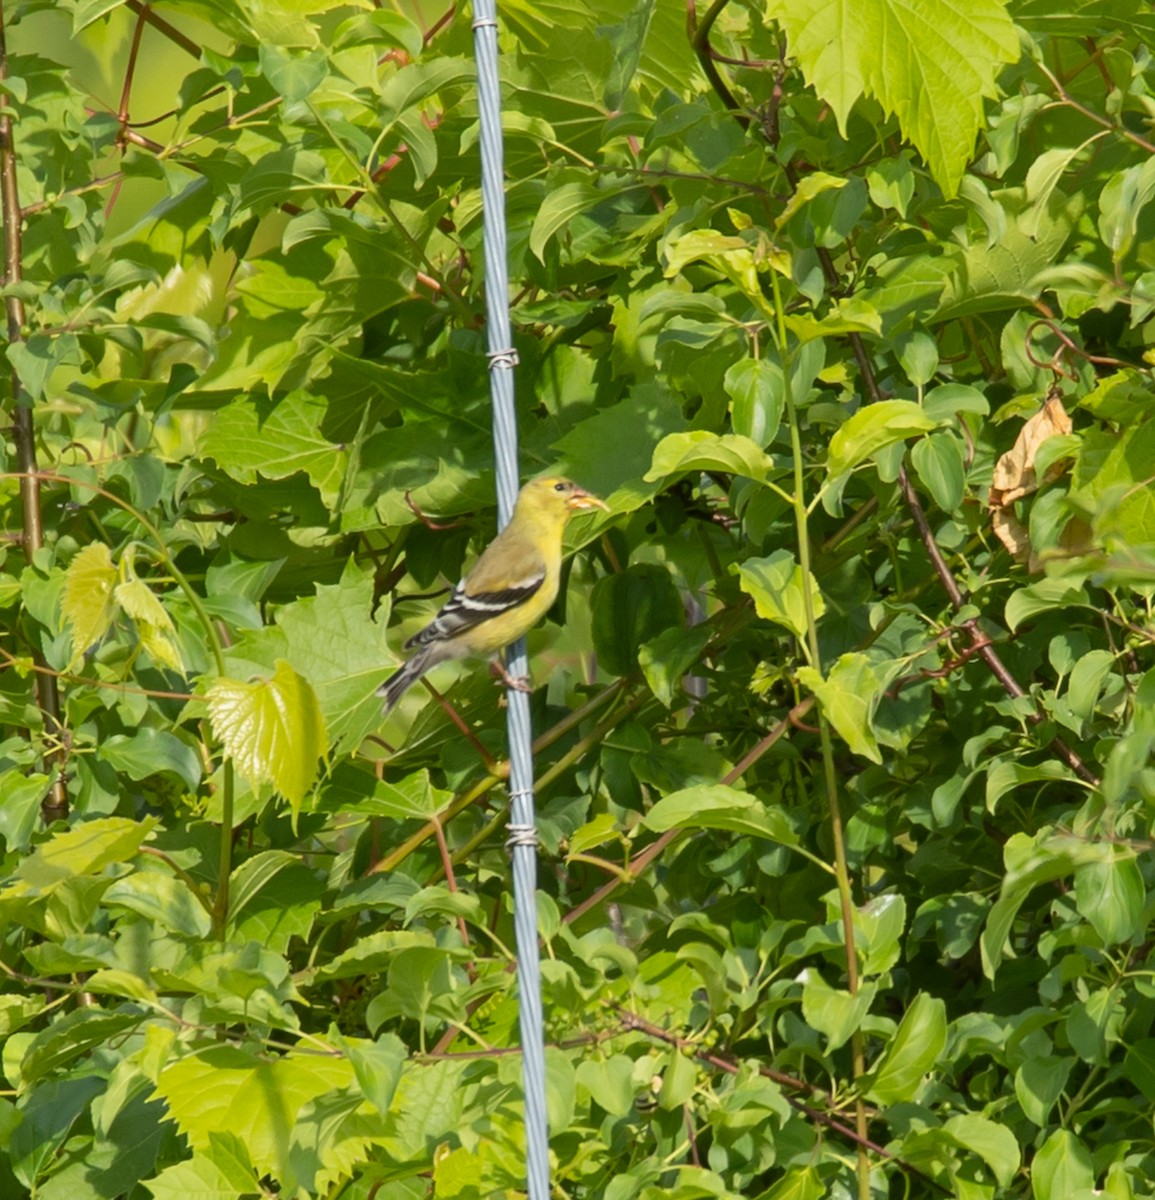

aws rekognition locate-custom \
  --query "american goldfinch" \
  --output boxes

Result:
[379,475,608,712]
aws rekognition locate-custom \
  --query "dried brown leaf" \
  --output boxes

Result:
[989,391,1074,563]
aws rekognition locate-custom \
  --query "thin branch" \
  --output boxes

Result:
[563,697,813,926]
[687,0,749,128]
[897,470,1100,785]
[0,3,69,820]
[620,1010,952,1195]
[371,681,629,875]
[1035,59,1155,156]
[124,0,200,58]
[116,5,149,135]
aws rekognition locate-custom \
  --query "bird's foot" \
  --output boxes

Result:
[489,658,534,694]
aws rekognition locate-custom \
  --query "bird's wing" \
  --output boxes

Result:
[405,569,546,649]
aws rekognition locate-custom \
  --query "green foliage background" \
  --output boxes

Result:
[1,0,1154,1197]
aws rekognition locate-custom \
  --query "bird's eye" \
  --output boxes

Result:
[554,482,567,492]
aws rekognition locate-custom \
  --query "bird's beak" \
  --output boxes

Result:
[567,486,609,512]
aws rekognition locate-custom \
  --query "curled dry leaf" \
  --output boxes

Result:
[988,389,1073,565]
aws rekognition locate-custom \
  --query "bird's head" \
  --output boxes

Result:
[519,475,609,519]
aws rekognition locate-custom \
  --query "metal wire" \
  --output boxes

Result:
[471,4,551,1197]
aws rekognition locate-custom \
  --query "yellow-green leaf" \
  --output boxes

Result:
[114,576,173,631]
[797,653,884,763]
[765,0,1019,197]
[827,400,938,477]
[734,549,825,637]
[206,660,327,823]
[645,431,773,483]
[61,543,118,667]
[115,576,183,672]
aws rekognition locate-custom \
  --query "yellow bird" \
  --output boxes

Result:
[379,475,608,712]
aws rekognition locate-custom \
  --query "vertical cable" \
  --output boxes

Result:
[471,3,551,1197]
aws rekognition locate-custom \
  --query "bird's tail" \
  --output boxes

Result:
[378,648,431,713]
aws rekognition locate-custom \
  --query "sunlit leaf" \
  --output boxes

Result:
[765,0,1018,195]
[735,549,825,637]
[61,543,118,666]
[205,660,327,822]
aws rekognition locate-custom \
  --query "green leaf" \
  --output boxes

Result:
[205,659,327,821]
[154,1045,354,1190]
[1005,579,1091,632]
[71,0,128,32]
[764,0,1018,196]
[1031,1129,1094,1200]
[663,230,767,307]
[922,383,990,421]
[1014,1055,1072,1127]
[1104,1161,1136,1200]
[7,332,81,401]
[546,1047,577,1128]
[1124,1039,1155,1102]
[104,869,213,939]
[1021,144,1090,238]
[15,817,156,890]
[367,946,460,1029]
[725,358,785,447]
[236,148,328,213]
[1075,851,1144,944]
[784,296,882,342]
[568,813,621,855]
[758,1166,825,1200]
[897,330,939,386]
[197,391,349,506]
[643,785,799,845]
[20,1007,141,1084]
[144,1150,256,1200]
[827,400,937,477]
[1077,368,1154,425]
[797,653,883,764]
[272,563,396,752]
[1066,648,1116,723]
[774,172,849,230]
[332,10,423,56]
[84,967,157,1003]
[228,850,299,920]
[100,729,202,792]
[404,885,482,925]
[800,970,875,1050]
[259,44,327,102]
[867,157,915,217]
[8,1076,104,1188]
[1098,157,1155,262]
[333,1031,406,1115]
[591,563,683,677]
[911,431,966,513]
[867,993,946,1104]
[981,834,1103,977]
[985,760,1075,812]
[0,775,47,853]
[734,549,825,637]
[646,431,773,482]
[657,1048,696,1110]
[311,930,434,982]
[378,56,475,126]
[638,624,711,708]
[855,892,906,976]
[531,182,609,260]
[944,1113,1020,1189]
[575,1054,634,1117]
[600,0,655,108]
